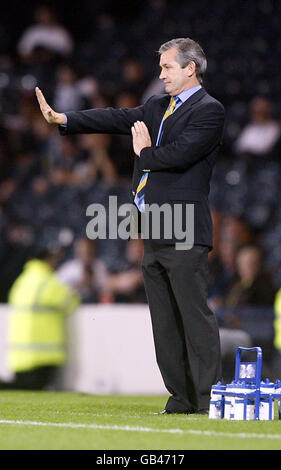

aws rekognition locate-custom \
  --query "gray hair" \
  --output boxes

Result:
[158,38,207,84]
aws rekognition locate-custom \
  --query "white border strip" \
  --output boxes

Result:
[0,420,281,440]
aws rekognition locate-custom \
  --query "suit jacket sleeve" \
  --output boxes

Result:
[58,101,151,136]
[138,101,225,171]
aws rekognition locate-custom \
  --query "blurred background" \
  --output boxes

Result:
[0,0,280,391]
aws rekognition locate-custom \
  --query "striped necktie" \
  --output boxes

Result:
[134,95,181,212]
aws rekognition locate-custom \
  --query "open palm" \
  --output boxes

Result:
[35,87,66,125]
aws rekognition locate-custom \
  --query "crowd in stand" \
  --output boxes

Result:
[0,1,280,369]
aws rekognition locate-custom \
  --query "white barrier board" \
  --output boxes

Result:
[0,304,167,395]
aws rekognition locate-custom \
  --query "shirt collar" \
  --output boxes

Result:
[176,85,202,103]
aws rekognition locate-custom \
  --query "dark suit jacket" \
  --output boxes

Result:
[59,87,225,249]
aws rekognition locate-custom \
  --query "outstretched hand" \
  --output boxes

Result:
[35,87,66,125]
[131,121,151,156]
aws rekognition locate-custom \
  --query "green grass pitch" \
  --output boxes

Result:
[0,391,281,450]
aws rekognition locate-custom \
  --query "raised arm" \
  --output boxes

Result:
[35,87,149,136]
[59,106,147,136]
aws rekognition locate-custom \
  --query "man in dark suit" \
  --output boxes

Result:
[36,37,225,414]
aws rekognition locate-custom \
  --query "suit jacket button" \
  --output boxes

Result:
[132,191,136,196]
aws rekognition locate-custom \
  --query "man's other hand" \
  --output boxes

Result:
[35,87,67,125]
[131,121,151,156]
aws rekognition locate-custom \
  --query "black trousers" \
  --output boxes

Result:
[142,241,221,412]
[0,366,59,390]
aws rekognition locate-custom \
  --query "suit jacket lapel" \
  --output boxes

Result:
[151,95,170,145]
[160,88,207,143]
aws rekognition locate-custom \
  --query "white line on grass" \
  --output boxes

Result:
[0,419,280,440]
[49,411,200,420]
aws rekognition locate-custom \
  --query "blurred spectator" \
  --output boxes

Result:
[223,244,277,310]
[141,77,165,103]
[29,108,55,159]
[10,150,41,189]
[274,288,281,354]
[0,245,80,390]
[47,134,81,172]
[217,243,278,380]
[208,215,255,310]
[74,133,117,187]
[53,64,83,112]
[56,237,110,303]
[17,4,73,61]
[114,91,139,109]
[0,220,34,302]
[106,238,146,303]
[109,91,140,181]
[0,178,18,205]
[234,96,281,164]
[52,65,100,113]
[120,58,147,100]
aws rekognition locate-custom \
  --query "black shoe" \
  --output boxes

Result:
[153,409,194,415]
[152,410,171,415]
[196,409,209,415]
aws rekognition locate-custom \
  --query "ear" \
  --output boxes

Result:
[185,60,196,78]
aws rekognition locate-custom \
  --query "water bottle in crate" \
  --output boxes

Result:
[259,379,275,420]
[209,382,226,419]
[233,383,256,420]
[274,380,281,419]
[224,381,236,420]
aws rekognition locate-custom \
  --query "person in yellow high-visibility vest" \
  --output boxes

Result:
[274,288,281,351]
[0,247,80,390]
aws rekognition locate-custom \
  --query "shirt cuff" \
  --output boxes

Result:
[60,114,67,127]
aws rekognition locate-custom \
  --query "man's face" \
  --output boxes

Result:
[159,47,194,96]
